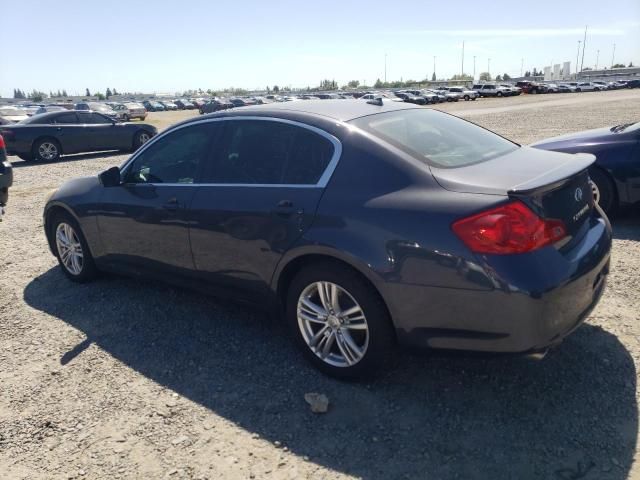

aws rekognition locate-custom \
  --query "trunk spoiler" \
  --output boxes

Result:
[508,153,595,195]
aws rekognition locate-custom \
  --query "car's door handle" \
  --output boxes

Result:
[162,197,180,211]
[272,200,301,217]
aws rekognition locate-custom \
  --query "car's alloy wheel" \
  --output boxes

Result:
[38,141,59,161]
[139,132,150,144]
[297,281,369,368]
[590,180,600,205]
[55,222,84,276]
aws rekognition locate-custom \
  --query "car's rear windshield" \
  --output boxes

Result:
[349,109,518,168]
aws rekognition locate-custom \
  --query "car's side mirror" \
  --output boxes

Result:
[99,166,121,187]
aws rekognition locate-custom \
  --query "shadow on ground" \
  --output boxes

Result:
[24,265,637,480]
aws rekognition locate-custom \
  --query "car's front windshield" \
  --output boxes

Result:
[350,108,518,168]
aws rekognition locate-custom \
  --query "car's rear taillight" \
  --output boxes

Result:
[0,134,5,149]
[452,201,567,255]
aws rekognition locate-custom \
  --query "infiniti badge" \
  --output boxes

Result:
[574,187,583,202]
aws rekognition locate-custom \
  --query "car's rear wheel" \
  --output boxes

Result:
[286,263,394,378]
[588,168,616,214]
[123,114,130,121]
[133,130,152,150]
[497,91,503,97]
[51,212,98,282]
[33,138,61,162]
[464,95,470,100]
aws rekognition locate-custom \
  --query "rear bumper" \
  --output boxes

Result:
[389,214,612,353]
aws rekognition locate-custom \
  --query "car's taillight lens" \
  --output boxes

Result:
[452,201,567,255]
[0,134,5,149]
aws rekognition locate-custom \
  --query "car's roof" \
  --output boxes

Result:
[223,99,415,122]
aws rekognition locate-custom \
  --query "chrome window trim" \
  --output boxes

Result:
[119,116,343,189]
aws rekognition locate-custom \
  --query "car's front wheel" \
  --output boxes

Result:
[51,212,98,282]
[589,168,616,214]
[286,263,394,378]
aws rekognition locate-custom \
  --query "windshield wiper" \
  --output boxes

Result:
[610,122,635,133]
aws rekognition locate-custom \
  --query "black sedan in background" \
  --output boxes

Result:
[43,101,611,378]
[532,121,640,213]
[199,98,234,114]
[1,111,157,162]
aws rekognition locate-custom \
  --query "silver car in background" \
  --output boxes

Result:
[112,102,148,121]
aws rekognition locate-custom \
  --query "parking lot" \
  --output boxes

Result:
[1,89,639,479]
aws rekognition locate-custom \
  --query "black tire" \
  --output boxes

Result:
[576,88,581,92]
[32,138,61,162]
[588,168,616,215]
[133,130,152,150]
[285,262,395,379]
[464,95,470,101]
[50,211,98,283]
[497,91,503,97]
[123,114,130,121]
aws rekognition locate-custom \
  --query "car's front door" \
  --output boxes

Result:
[189,118,339,300]
[96,122,219,276]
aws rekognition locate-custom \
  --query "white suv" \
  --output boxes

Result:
[472,84,511,97]
[446,87,478,100]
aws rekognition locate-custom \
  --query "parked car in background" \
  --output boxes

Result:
[557,84,577,93]
[472,84,511,97]
[0,110,157,162]
[447,86,478,100]
[42,100,611,378]
[498,84,521,96]
[75,102,119,121]
[111,102,147,121]
[422,89,447,103]
[576,82,602,92]
[515,81,547,94]
[394,92,427,105]
[0,134,12,221]
[593,81,609,90]
[159,101,178,111]
[34,106,68,114]
[142,100,165,112]
[544,84,560,93]
[0,107,29,124]
[175,99,195,110]
[19,104,44,116]
[200,98,234,114]
[626,79,640,89]
[532,121,640,214]
[359,93,404,102]
[230,98,251,107]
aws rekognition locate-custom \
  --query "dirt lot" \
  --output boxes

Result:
[1,90,639,480]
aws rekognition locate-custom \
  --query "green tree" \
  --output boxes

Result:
[113,88,118,95]
[479,72,492,81]
[62,89,68,97]
[629,62,634,67]
[495,74,503,81]
[431,72,436,81]
[374,78,383,88]
[95,93,105,100]
[503,73,511,80]
[106,87,112,98]
[28,89,46,102]
[273,85,280,92]
[612,63,625,68]
[347,80,360,88]
[85,88,91,96]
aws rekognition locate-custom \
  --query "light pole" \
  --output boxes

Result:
[433,56,436,80]
[473,56,476,80]
[575,40,581,79]
[488,58,491,78]
[595,49,599,70]
[521,58,524,77]
[611,43,616,68]
[384,53,387,84]
[461,41,465,77]
[580,25,587,73]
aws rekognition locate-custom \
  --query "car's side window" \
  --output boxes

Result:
[124,123,216,185]
[50,113,78,124]
[207,120,334,185]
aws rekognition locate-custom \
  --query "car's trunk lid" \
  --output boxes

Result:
[430,146,596,238]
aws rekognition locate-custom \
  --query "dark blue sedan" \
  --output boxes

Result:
[42,100,611,378]
[532,122,640,213]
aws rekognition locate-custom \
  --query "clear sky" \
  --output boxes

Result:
[2,0,639,96]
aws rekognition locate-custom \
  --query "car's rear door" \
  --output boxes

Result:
[96,122,220,276]
[188,118,340,300]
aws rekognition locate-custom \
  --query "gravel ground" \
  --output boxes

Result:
[1,90,639,480]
